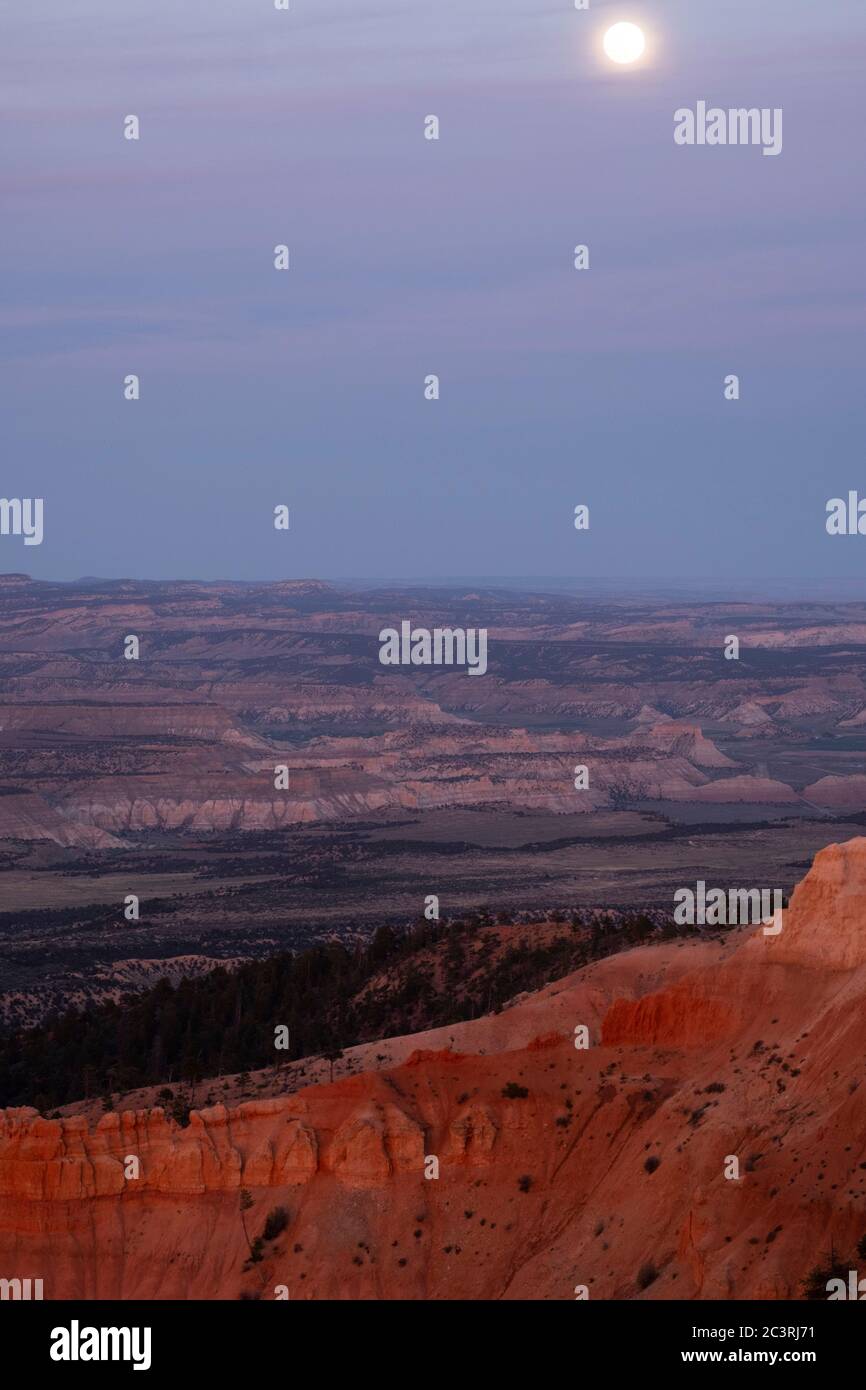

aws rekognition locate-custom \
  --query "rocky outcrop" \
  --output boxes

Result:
[626,721,736,768]
[0,792,122,848]
[671,774,799,804]
[601,983,740,1046]
[754,835,866,969]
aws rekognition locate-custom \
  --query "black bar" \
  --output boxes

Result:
[5,1298,859,1375]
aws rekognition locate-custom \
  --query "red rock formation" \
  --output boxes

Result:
[3,839,866,1300]
[601,985,740,1047]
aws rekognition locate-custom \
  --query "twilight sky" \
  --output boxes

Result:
[2,0,865,582]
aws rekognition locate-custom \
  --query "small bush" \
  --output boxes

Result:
[170,1098,192,1128]
[644,1155,661,1174]
[502,1082,529,1100]
[802,1258,850,1300]
[262,1206,289,1242]
[517,1175,533,1193]
[637,1262,658,1290]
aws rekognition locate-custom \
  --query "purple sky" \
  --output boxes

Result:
[3,0,865,583]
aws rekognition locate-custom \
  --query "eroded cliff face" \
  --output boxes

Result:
[38,724,724,838]
[4,839,866,1301]
[756,836,866,969]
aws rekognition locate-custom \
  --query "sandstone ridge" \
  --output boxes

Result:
[3,839,866,1299]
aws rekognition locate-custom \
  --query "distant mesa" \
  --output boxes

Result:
[720,700,774,726]
[803,774,866,811]
[674,773,798,805]
[268,579,337,596]
[632,704,672,724]
[631,720,735,769]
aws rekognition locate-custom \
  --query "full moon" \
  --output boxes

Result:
[603,22,645,65]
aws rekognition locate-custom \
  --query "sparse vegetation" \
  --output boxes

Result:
[0,907,687,1110]
[802,1255,849,1300]
[262,1206,289,1242]
[502,1082,529,1100]
[238,1188,255,1257]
